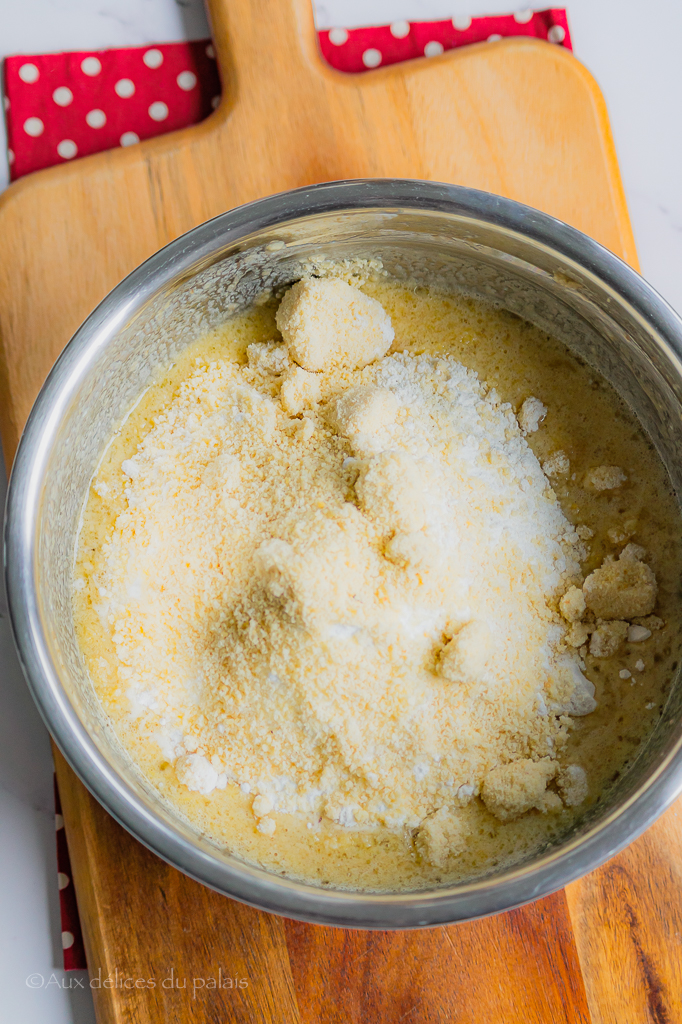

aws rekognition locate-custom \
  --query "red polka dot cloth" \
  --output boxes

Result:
[21,7,571,973]
[320,8,571,71]
[54,778,87,972]
[3,9,571,183]
[4,41,221,181]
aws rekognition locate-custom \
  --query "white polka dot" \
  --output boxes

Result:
[55,813,64,830]
[452,16,472,30]
[329,27,349,46]
[390,20,410,39]
[81,56,102,77]
[177,70,197,91]
[52,86,73,107]
[548,24,566,43]
[4,96,10,111]
[57,139,77,159]
[114,78,135,98]
[148,101,169,122]
[19,63,39,84]
[211,95,221,110]
[8,149,14,164]
[514,9,534,23]
[86,108,106,129]
[23,117,44,137]
[362,48,382,68]
[143,48,163,69]
[206,44,215,59]
[487,34,503,42]
[61,931,75,950]
[120,131,140,147]
[58,872,70,890]
[424,40,444,57]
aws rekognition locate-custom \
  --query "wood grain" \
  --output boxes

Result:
[0,0,635,467]
[1,0,678,1021]
[54,745,301,1024]
[567,804,682,1024]
[285,892,591,1023]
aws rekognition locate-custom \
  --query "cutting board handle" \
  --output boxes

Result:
[207,0,323,102]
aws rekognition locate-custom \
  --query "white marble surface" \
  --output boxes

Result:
[0,2,681,1022]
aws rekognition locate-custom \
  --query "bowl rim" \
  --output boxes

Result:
[6,178,682,928]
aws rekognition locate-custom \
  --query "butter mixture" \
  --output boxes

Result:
[74,270,682,889]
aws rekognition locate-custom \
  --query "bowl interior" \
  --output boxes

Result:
[14,193,682,925]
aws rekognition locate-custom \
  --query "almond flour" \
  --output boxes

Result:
[74,274,682,890]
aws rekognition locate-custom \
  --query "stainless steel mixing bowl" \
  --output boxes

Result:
[6,179,682,928]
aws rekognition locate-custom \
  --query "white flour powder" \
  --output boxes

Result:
[89,314,592,835]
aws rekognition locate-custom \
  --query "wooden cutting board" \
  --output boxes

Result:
[2,1,682,1020]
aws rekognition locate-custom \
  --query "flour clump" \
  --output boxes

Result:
[276,277,394,371]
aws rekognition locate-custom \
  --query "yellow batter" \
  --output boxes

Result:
[73,274,682,890]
